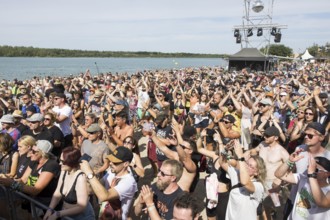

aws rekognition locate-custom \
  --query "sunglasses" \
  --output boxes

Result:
[87,131,98,135]
[305,133,315,139]
[31,149,39,154]
[305,112,313,116]
[259,104,266,108]
[179,144,190,150]
[264,134,273,138]
[124,140,133,145]
[158,170,173,177]
[44,118,51,121]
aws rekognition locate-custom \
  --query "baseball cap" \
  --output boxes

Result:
[27,113,44,122]
[0,114,15,124]
[107,146,133,163]
[306,122,325,135]
[264,126,280,137]
[314,157,330,172]
[260,98,272,106]
[35,140,53,154]
[223,114,236,123]
[86,123,102,133]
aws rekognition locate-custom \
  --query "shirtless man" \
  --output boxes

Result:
[111,111,133,146]
[151,118,197,192]
[247,126,289,219]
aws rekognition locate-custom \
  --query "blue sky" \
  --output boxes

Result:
[1,0,329,54]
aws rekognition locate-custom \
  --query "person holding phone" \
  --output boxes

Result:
[43,147,95,220]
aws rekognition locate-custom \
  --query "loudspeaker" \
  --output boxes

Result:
[236,35,241,44]
[274,33,282,43]
[257,28,263,36]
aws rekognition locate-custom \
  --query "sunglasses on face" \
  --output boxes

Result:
[305,133,315,139]
[264,134,273,138]
[31,149,39,154]
[44,118,51,121]
[124,140,133,145]
[158,170,173,177]
[88,131,98,135]
[179,144,190,150]
[259,104,266,108]
[223,120,232,124]
[305,112,313,116]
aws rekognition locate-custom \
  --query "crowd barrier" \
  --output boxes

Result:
[0,185,73,220]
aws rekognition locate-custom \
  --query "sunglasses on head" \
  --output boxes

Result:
[158,170,173,177]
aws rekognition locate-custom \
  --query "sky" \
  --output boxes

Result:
[1,0,329,55]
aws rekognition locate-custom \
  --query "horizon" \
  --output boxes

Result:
[1,0,329,55]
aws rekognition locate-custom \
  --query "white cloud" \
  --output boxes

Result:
[0,0,329,54]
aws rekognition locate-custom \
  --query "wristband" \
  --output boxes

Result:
[286,160,295,169]
[238,157,245,161]
[307,173,317,179]
[147,204,155,212]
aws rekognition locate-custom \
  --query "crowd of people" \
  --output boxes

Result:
[0,61,329,220]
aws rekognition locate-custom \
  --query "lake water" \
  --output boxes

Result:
[0,57,227,80]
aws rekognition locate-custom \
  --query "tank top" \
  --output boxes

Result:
[60,171,84,204]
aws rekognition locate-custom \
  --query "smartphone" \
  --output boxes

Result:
[79,153,92,163]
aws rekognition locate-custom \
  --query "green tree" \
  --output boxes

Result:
[260,44,293,57]
[307,44,319,57]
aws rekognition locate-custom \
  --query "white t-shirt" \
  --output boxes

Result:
[225,165,264,220]
[101,170,138,220]
[137,90,149,108]
[52,105,73,136]
[289,174,330,220]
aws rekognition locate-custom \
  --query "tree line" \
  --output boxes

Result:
[0,45,227,58]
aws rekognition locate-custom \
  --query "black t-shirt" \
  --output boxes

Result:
[22,126,54,145]
[27,159,60,198]
[151,184,183,220]
[48,125,65,157]
[16,153,32,179]
[155,126,176,161]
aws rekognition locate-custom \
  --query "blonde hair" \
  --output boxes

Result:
[18,135,36,147]
[251,155,267,186]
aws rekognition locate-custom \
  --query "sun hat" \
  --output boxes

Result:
[107,146,133,163]
[259,98,272,106]
[12,110,23,118]
[0,114,15,124]
[86,123,102,133]
[26,113,44,122]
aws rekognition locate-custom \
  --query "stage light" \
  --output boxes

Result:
[234,29,240,37]
[247,28,253,37]
[252,0,264,13]
[257,28,263,36]
[236,35,242,44]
